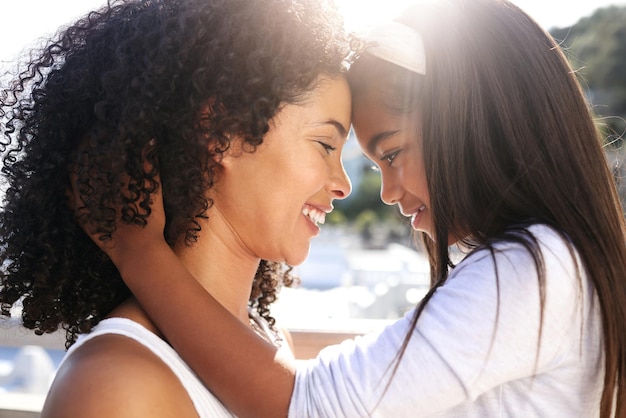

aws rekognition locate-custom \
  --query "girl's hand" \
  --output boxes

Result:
[70,149,294,418]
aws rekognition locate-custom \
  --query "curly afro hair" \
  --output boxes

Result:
[0,0,349,348]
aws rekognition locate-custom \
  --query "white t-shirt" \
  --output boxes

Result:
[290,224,603,417]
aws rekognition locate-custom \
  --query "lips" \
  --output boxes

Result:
[400,204,426,218]
[410,205,426,229]
[302,204,327,226]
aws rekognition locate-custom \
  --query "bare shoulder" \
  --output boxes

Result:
[42,333,198,418]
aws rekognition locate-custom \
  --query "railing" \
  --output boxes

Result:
[0,317,388,417]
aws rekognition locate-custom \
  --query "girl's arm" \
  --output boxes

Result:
[77,177,295,418]
[110,232,296,418]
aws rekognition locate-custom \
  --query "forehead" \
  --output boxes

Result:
[295,76,351,132]
[352,89,421,154]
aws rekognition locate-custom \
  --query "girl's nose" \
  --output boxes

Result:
[379,171,402,205]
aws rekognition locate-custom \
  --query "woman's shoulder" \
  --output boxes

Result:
[248,307,296,358]
[41,319,198,418]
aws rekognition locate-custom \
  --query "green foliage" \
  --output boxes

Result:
[326,209,347,225]
[552,7,626,213]
[354,209,378,231]
[551,6,626,138]
[335,167,398,222]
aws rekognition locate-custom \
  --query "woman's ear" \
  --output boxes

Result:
[198,98,236,166]
[218,136,245,168]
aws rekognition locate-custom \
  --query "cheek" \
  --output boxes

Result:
[405,149,428,193]
[398,164,426,198]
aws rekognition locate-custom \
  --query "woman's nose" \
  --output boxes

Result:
[328,160,352,200]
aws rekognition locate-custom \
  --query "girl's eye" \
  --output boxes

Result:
[317,141,336,154]
[381,150,401,167]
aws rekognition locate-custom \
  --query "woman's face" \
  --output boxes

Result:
[213,75,352,266]
[352,87,433,239]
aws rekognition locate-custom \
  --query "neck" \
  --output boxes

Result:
[174,213,261,324]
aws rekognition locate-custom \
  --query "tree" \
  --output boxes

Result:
[335,166,398,222]
[551,6,626,139]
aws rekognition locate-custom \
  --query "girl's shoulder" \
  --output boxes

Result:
[459,223,577,271]
[446,224,590,325]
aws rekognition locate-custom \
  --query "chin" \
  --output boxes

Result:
[262,247,309,267]
[284,247,311,267]
[284,255,308,267]
[413,227,432,238]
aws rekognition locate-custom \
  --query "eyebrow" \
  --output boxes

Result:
[310,120,348,139]
[366,130,400,156]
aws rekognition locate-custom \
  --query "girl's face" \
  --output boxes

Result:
[352,87,433,239]
[213,75,352,266]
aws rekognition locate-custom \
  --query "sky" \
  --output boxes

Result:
[1,0,626,68]
[338,0,626,32]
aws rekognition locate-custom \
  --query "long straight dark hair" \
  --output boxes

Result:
[349,0,626,415]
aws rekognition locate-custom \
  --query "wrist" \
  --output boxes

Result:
[111,234,172,279]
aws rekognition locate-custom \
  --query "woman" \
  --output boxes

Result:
[0,0,351,416]
[66,0,626,417]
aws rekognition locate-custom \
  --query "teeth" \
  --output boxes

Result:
[302,206,326,225]
[409,205,426,219]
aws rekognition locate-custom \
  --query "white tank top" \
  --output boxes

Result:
[62,317,236,417]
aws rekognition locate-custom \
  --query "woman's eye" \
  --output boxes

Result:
[317,141,336,154]
[381,150,401,166]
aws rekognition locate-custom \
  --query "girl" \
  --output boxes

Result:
[68,0,626,416]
